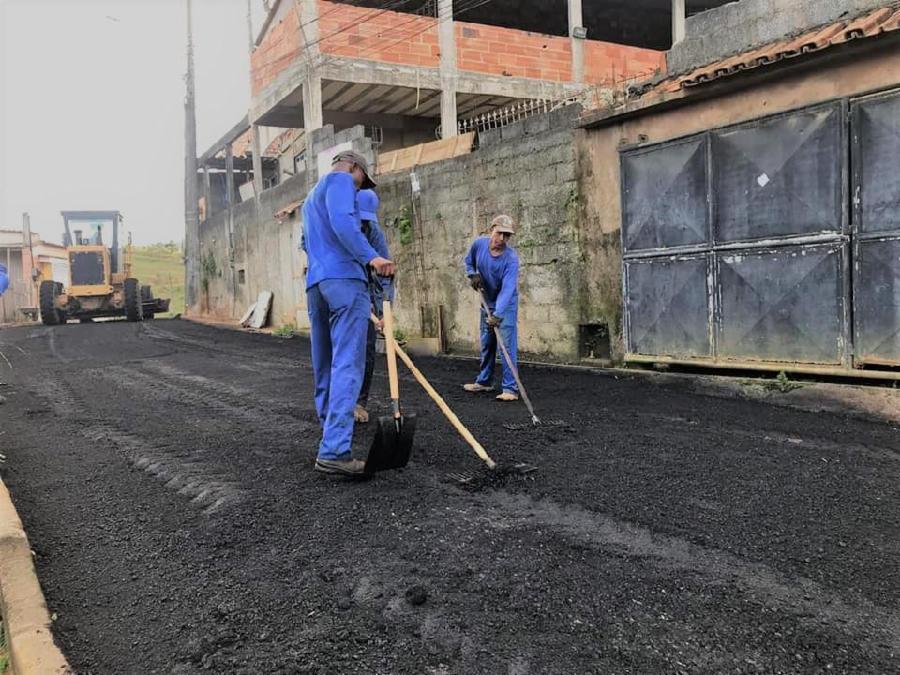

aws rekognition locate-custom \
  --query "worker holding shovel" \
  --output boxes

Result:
[354,188,394,424]
[463,215,520,402]
[301,151,395,476]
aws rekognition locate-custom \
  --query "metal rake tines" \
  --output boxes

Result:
[503,419,571,431]
[447,471,476,485]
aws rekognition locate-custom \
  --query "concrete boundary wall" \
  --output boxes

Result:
[668,0,889,74]
[199,125,374,327]
[195,106,625,361]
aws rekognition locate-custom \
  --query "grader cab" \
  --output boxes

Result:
[40,210,170,325]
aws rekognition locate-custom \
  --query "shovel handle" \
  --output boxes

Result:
[382,300,401,418]
[371,314,497,470]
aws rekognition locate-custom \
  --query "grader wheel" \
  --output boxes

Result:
[39,280,59,326]
[124,278,143,322]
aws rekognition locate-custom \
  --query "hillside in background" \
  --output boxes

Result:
[131,244,183,317]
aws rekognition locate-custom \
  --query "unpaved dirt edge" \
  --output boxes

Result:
[0,477,71,674]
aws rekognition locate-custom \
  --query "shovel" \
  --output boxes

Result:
[364,300,416,474]
[478,291,541,426]
[370,314,537,481]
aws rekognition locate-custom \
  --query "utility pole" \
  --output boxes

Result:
[247,0,254,50]
[184,0,200,314]
[22,212,37,306]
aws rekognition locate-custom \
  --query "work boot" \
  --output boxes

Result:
[463,383,493,393]
[496,391,519,402]
[354,404,369,423]
[315,458,366,476]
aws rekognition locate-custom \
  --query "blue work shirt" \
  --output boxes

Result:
[301,172,378,290]
[0,263,8,296]
[464,236,519,316]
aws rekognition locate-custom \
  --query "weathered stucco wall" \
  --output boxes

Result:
[375,107,585,359]
[199,180,301,327]
[198,124,376,329]
[195,108,606,361]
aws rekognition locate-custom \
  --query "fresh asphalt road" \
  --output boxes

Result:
[0,319,898,674]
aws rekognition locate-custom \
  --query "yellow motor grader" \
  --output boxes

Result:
[40,210,169,325]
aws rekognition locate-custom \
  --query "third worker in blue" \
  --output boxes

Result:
[354,188,394,424]
[463,214,520,402]
[301,151,395,476]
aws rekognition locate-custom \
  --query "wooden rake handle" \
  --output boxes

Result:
[371,313,496,470]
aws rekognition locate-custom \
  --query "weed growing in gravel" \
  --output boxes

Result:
[742,371,806,394]
[273,324,297,338]
[0,619,8,673]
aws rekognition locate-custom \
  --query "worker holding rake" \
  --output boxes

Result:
[463,215,520,402]
[301,151,395,476]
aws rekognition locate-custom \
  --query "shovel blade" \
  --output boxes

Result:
[365,413,417,474]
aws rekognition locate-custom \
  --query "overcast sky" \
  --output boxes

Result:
[1,0,265,245]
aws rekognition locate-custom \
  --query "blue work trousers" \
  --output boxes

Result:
[475,308,519,394]
[307,279,370,460]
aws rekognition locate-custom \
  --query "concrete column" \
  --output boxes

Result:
[224,142,235,262]
[568,0,584,84]
[202,165,211,219]
[438,0,457,138]
[251,125,264,197]
[302,73,324,132]
[672,0,686,45]
[298,0,323,158]
[224,143,235,208]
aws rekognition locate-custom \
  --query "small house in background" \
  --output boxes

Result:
[0,229,69,323]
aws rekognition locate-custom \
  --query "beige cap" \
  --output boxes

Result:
[491,214,515,235]
[332,150,376,189]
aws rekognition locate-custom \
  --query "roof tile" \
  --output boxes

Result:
[642,5,900,96]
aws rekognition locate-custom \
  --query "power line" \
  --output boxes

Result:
[345,0,493,64]
[254,0,421,74]
[295,0,432,62]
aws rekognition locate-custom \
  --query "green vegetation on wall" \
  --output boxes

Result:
[394,206,414,246]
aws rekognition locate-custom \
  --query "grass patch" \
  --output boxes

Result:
[745,370,805,394]
[0,618,8,673]
[273,323,297,338]
[131,243,184,317]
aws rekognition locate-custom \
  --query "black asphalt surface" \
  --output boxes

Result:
[0,319,898,674]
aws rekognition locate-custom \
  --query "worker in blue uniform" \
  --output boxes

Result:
[463,214,520,401]
[301,151,395,476]
[0,263,8,298]
[354,188,393,424]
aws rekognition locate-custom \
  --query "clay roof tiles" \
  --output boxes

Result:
[634,5,900,99]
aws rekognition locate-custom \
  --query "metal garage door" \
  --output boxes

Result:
[622,101,852,366]
[852,89,900,366]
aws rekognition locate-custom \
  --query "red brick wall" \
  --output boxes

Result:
[251,7,301,95]
[584,40,665,84]
[455,22,573,82]
[250,0,665,95]
[317,0,439,67]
